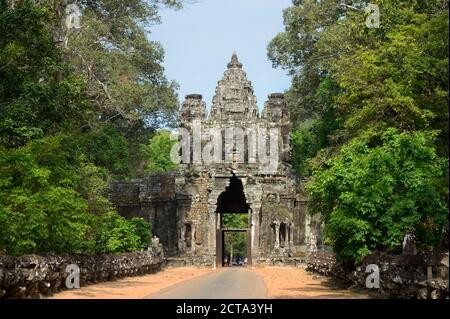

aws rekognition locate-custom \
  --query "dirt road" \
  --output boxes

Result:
[50,266,371,299]
[147,267,266,299]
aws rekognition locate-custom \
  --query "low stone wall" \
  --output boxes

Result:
[0,246,164,299]
[166,256,214,267]
[257,256,307,267]
[305,252,340,276]
[306,251,449,299]
[109,174,189,257]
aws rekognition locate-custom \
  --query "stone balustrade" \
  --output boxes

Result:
[306,251,449,299]
[0,245,164,299]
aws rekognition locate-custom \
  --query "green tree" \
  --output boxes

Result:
[0,136,93,255]
[270,0,449,262]
[1,0,182,165]
[0,1,88,148]
[267,0,343,125]
[94,212,140,254]
[222,214,248,263]
[130,217,153,250]
[224,232,247,262]
[0,0,175,256]
[141,130,178,172]
[0,133,153,255]
[64,0,181,128]
[77,157,114,216]
[222,213,248,228]
[74,126,130,178]
[270,0,448,153]
[307,129,448,263]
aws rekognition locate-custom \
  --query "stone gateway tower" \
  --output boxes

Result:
[110,54,322,267]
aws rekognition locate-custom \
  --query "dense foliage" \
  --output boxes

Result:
[222,214,248,261]
[0,0,180,255]
[141,130,178,173]
[224,232,247,262]
[308,129,448,262]
[0,135,153,255]
[270,0,449,262]
[222,214,248,228]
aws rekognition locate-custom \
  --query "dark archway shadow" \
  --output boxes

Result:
[216,173,250,214]
[215,173,252,267]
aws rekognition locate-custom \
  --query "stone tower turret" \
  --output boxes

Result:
[180,94,207,125]
[210,53,259,123]
[261,93,290,124]
[262,93,292,165]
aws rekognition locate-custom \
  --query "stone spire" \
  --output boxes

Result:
[227,52,243,69]
[210,53,259,122]
[262,93,292,165]
[261,93,289,123]
[180,94,207,125]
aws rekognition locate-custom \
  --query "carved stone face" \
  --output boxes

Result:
[266,194,277,203]
[210,54,259,122]
[181,95,207,121]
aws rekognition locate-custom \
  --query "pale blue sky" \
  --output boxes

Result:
[150,0,292,111]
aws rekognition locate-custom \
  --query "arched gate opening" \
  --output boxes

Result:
[215,174,252,267]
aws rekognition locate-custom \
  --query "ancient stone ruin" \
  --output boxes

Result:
[306,251,449,299]
[0,246,164,299]
[109,53,322,267]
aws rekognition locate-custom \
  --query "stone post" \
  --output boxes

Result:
[274,220,280,250]
[179,222,186,253]
[250,204,260,262]
[305,213,311,246]
[307,233,317,253]
[284,221,289,248]
[191,224,196,254]
[289,222,295,252]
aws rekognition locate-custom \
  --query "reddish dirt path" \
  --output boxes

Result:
[48,266,212,299]
[49,265,372,299]
[255,266,372,299]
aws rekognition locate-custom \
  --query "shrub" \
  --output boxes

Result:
[130,217,152,250]
[141,130,178,172]
[308,129,448,263]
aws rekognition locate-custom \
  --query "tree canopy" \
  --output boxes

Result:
[269,0,449,262]
[0,0,181,255]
